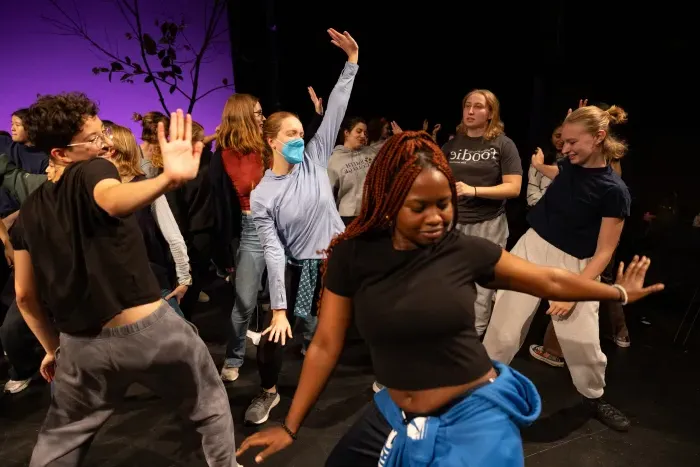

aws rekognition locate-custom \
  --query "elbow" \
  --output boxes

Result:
[96,198,124,218]
[542,268,569,299]
[507,184,522,199]
[15,287,35,309]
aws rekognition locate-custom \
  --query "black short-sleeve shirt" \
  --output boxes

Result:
[324,229,502,391]
[527,158,632,259]
[10,158,161,334]
[442,133,522,225]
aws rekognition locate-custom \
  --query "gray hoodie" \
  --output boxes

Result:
[327,142,382,216]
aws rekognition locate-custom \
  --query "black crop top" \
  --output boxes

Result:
[324,229,503,391]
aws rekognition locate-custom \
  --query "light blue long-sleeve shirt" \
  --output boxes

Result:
[251,61,358,310]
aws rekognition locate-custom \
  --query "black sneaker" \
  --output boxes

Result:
[583,397,630,432]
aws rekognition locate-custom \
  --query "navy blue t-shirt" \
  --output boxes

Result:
[527,158,631,259]
[0,135,49,216]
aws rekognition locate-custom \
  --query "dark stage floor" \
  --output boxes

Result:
[1,276,699,467]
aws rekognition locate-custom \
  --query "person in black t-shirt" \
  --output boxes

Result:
[10,93,238,467]
[484,104,635,433]
[235,131,662,466]
[441,89,522,336]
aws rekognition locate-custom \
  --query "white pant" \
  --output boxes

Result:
[483,228,607,399]
[456,214,509,336]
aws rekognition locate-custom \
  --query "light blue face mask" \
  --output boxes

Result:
[276,138,304,165]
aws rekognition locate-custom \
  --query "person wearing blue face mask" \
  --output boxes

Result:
[242,28,359,426]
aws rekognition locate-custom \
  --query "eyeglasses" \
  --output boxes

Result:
[254,110,264,117]
[67,126,113,148]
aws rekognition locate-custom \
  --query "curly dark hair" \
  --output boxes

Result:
[24,92,99,155]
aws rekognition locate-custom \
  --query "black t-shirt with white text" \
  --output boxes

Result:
[442,133,522,224]
[527,158,631,259]
[324,229,502,391]
[10,158,161,334]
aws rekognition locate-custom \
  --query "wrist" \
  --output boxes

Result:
[281,422,298,441]
[272,309,287,316]
[347,53,358,64]
[283,418,300,434]
[157,172,181,192]
[612,284,628,305]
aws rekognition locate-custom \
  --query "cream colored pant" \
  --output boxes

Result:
[483,228,607,399]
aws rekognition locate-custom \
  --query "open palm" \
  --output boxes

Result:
[328,28,358,61]
[158,109,203,185]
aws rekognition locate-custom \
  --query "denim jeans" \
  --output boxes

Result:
[225,214,266,368]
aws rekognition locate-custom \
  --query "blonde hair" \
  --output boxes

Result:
[133,111,169,168]
[192,120,205,143]
[104,122,145,180]
[565,105,628,162]
[457,89,505,140]
[217,94,265,155]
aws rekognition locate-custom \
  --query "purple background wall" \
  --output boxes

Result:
[0,0,234,140]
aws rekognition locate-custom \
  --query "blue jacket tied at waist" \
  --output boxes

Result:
[374,361,541,467]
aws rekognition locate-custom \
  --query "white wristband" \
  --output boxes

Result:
[612,284,628,306]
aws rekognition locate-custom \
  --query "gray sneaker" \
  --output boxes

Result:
[245,390,281,425]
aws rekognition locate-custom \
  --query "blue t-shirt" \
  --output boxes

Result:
[527,158,631,259]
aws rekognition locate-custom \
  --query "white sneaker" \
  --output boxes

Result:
[198,292,210,303]
[221,366,240,382]
[246,330,262,346]
[4,378,31,394]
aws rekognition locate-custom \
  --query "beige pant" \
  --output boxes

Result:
[483,228,607,399]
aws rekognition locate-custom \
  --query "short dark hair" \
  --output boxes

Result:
[11,108,29,121]
[25,92,99,154]
[339,116,366,145]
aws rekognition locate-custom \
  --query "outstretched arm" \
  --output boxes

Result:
[236,289,353,463]
[305,29,359,167]
[94,110,203,217]
[486,250,663,314]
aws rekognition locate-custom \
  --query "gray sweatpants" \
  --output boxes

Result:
[30,302,239,467]
[455,214,509,336]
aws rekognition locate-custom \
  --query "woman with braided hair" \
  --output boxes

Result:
[235,131,663,466]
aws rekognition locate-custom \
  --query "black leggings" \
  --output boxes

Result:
[325,401,391,466]
[256,261,321,389]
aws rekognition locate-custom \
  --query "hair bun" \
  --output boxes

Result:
[606,105,628,125]
[132,112,143,122]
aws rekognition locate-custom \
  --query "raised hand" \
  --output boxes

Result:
[236,426,294,464]
[328,28,358,63]
[158,109,203,186]
[432,123,442,135]
[567,98,588,116]
[615,256,665,303]
[390,121,403,135]
[531,147,545,167]
[422,119,429,132]
[308,86,324,115]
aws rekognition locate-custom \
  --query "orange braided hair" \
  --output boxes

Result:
[319,131,458,303]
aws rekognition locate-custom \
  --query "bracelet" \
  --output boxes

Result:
[612,284,628,306]
[281,423,297,441]
[473,187,477,197]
